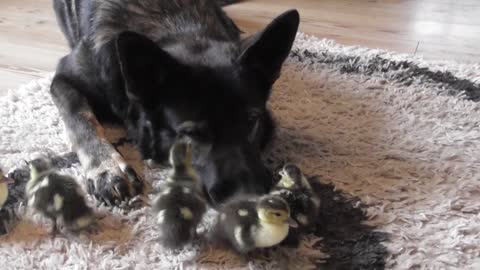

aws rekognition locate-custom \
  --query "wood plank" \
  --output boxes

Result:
[0,0,479,94]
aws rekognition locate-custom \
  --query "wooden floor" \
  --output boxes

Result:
[0,0,479,94]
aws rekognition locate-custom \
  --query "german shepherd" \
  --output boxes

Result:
[50,0,299,205]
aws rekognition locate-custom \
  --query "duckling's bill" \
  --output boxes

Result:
[286,217,298,228]
[1,176,14,184]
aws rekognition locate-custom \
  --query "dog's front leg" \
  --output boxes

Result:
[50,75,144,206]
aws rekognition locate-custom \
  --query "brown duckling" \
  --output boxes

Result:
[271,164,320,231]
[151,141,207,249]
[25,157,95,237]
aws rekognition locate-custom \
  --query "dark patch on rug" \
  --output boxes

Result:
[290,48,480,101]
[216,0,240,6]
[310,178,388,270]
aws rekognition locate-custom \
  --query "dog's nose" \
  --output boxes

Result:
[201,148,273,205]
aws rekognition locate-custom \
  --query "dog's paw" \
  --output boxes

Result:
[86,159,144,207]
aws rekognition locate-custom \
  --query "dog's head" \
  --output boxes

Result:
[116,10,300,204]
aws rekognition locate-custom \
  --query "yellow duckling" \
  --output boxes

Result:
[0,168,14,210]
[212,195,297,253]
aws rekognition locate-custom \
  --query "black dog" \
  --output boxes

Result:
[50,0,299,205]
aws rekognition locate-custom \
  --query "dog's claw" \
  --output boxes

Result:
[124,166,144,195]
[87,165,144,207]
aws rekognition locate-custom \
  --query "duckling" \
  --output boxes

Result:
[0,168,14,209]
[271,164,320,231]
[25,157,95,237]
[151,141,207,249]
[212,195,297,254]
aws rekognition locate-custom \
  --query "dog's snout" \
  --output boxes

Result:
[198,146,272,205]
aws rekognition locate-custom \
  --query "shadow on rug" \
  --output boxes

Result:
[311,179,388,270]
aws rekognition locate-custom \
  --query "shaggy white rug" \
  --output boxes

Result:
[1,33,480,269]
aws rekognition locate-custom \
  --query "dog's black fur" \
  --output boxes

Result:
[50,0,299,205]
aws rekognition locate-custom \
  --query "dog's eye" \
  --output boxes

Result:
[177,121,210,142]
[247,120,259,143]
[247,109,264,144]
[247,109,261,121]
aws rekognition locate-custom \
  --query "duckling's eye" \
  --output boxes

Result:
[273,213,281,217]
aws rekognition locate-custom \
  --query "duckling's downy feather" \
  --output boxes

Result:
[213,195,292,253]
[272,164,320,231]
[151,141,207,249]
[26,168,94,233]
[253,222,289,248]
[152,181,206,249]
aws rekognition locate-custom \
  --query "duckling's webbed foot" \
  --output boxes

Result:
[190,227,198,239]
[50,219,58,239]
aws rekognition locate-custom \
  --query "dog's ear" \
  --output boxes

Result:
[238,10,299,88]
[116,31,184,103]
